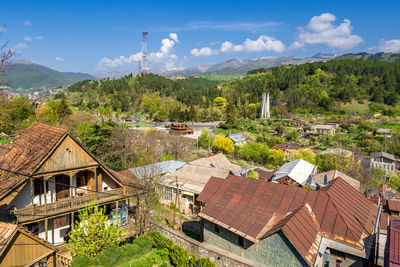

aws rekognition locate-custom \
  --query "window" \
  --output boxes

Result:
[214,224,220,233]
[34,179,49,196]
[238,236,244,247]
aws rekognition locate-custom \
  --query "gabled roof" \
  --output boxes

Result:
[0,222,56,255]
[370,151,395,161]
[228,133,246,143]
[0,123,67,195]
[273,159,316,185]
[388,199,400,213]
[158,164,230,194]
[313,170,360,191]
[0,123,128,201]
[189,153,242,173]
[198,175,378,264]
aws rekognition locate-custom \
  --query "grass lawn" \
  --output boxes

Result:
[377,123,400,130]
[0,138,13,144]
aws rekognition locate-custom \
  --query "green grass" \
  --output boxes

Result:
[124,122,153,128]
[199,73,244,81]
[377,123,400,130]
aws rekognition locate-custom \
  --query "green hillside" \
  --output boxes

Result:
[335,52,400,62]
[0,61,96,90]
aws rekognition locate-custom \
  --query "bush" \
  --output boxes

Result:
[148,231,173,249]
[169,244,191,266]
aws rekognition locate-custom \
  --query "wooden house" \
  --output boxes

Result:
[0,222,57,266]
[0,123,139,245]
[169,122,194,134]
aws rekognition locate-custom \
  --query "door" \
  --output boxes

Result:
[55,175,70,200]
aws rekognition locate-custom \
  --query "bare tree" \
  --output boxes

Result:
[0,26,15,78]
[129,163,161,235]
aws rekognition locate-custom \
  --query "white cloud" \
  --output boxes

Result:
[291,13,362,50]
[55,57,65,62]
[97,33,179,70]
[34,36,44,40]
[169,33,179,43]
[24,20,32,27]
[0,27,6,33]
[24,36,32,42]
[378,39,400,53]
[220,35,285,53]
[192,35,285,57]
[14,43,28,50]
[190,47,215,57]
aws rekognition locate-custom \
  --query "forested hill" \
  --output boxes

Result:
[335,52,400,62]
[224,59,400,112]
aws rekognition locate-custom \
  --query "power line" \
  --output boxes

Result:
[0,167,140,199]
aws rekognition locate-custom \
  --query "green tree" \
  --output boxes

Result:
[66,200,125,258]
[198,128,211,149]
[212,135,234,154]
[248,169,260,179]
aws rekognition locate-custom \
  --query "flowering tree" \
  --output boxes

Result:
[66,200,125,258]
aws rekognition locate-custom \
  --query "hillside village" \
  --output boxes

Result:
[2,2,400,265]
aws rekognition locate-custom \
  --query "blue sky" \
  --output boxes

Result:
[1,0,399,74]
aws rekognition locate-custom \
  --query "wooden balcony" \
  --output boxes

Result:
[13,188,127,223]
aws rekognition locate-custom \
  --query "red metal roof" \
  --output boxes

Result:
[199,175,378,264]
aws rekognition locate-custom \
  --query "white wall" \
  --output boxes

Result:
[7,182,31,210]
[33,177,56,206]
[38,216,70,245]
[102,175,117,191]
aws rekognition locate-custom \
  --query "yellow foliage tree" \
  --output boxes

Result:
[287,149,316,164]
[213,97,228,109]
[212,135,234,154]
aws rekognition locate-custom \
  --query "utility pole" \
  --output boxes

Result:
[141,30,148,74]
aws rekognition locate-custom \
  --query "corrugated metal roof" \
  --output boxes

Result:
[389,220,400,266]
[190,153,242,173]
[198,175,378,263]
[228,133,246,143]
[272,143,303,151]
[273,159,316,185]
[158,164,230,194]
[388,199,400,212]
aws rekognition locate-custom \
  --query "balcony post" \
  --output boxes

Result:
[116,200,119,226]
[45,218,48,242]
[69,172,73,198]
[30,178,34,215]
[94,167,98,192]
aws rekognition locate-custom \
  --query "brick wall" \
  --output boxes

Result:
[150,221,265,267]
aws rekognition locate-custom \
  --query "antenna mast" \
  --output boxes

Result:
[141,29,148,74]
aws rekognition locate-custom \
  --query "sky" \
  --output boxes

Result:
[1,0,399,74]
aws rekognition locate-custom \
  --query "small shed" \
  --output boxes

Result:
[228,133,246,145]
[0,222,57,266]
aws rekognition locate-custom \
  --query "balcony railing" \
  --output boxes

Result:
[13,188,126,223]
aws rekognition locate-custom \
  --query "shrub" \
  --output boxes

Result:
[169,244,190,266]
[148,231,173,249]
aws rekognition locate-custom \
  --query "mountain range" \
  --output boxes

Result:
[0,60,97,90]
[2,52,400,91]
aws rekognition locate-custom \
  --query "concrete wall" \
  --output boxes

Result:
[203,220,307,267]
[151,221,265,267]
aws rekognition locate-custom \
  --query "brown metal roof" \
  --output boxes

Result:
[313,170,361,191]
[199,175,378,264]
[190,153,241,173]
[388,199,400,212]
[389,220,400,266]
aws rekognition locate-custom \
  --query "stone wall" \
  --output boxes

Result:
[151,221,265,267]
[203,220,307,267]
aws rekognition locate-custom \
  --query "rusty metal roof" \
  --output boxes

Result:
[198,175,378,264]
[389,220,400,266]
[388,199,400,212]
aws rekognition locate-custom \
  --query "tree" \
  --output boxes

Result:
[287,149,316,164]
[198,128,211,149]
[267,149,285,167]
[248,169,260,179]
[66,200,125,258]
[213,97,227,109]
[0,37,14,77]
[212,135,234,154]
